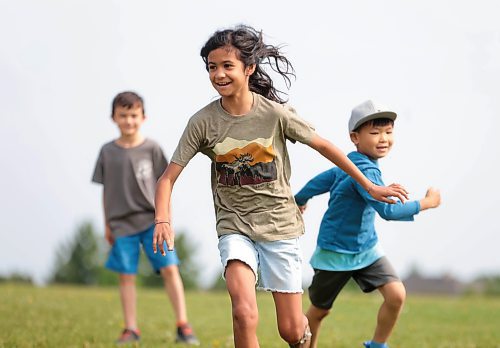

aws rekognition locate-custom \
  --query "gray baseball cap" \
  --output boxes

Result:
[348,100,397,132]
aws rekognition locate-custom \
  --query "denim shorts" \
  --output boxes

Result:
[106,224,179,274]
[217,233,303,293]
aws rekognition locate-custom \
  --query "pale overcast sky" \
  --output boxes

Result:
[1,1,499,287]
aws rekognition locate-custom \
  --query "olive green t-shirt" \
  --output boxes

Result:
[172,93,316,241]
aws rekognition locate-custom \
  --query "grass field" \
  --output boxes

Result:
[1,283,499,347]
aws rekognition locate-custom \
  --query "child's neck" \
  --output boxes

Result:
[221,91,254,116]
[356,150,379,161]
[115,133,144,148]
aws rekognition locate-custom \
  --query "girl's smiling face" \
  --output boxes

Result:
[207,46,255,99]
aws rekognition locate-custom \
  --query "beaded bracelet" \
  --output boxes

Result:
[154,221,170,225]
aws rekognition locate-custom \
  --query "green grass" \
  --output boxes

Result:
[1,283,499,347]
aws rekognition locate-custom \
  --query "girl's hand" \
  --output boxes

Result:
[152,221,174,256]
[369,183,409,204]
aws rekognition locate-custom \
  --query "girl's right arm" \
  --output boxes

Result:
[152,162,185,256]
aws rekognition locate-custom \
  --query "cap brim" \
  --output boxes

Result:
[351,111,397,132]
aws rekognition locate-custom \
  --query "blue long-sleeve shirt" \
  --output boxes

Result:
[295,151,420,254]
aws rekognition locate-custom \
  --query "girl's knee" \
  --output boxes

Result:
[278,320,309,344]
[232,302,258,328]
[279,327,303,345]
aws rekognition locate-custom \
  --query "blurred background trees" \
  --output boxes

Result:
[5,219,500,296]
[48,220,200,289]
[50,221,102,285]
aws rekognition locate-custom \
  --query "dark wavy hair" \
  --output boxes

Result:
[200,25,295,104]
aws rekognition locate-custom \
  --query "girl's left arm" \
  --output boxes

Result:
[308,134,408,204]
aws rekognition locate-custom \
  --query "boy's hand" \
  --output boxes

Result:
[152,222,174,256]
[298,204,307,214]
[369,183,409,204]
[421,187,441,210]
[105,224,114,245]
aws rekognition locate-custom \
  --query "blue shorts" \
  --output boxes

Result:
[218,233,303,293]
[106,224,179,274]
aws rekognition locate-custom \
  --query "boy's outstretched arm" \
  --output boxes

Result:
[308,134,409,204]
[361,184,441,220]
[153,162,184,256]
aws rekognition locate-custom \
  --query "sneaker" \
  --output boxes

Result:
[116,328,140,344]
[175,323,200,345]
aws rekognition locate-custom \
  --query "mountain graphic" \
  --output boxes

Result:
[214,137,277,186]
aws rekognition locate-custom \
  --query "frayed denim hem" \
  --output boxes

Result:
[257,286,304,294]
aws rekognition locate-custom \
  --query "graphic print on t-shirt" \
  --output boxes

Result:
[135,159,153,181]
[214,136,277,186]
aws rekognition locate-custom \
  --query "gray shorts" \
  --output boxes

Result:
[308,256,400,310]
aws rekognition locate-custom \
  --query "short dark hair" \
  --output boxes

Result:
[352,118,394,132]
[111,91,145,118]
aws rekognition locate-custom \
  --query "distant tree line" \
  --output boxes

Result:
[6,222,500,296]
[0,272,33,284]
[48,221,200,289]
[467,275,500,296]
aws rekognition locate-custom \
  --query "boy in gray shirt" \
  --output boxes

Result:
[92,91,199,345]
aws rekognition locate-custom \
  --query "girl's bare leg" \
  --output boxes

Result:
[273,292,311,347]
[225,260,260,348]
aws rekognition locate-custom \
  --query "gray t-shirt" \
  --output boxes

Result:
[92,138,168,236]
[172,93,316,242]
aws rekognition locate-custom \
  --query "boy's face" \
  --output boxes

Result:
[350,122,394,159]
[112,103,145,137]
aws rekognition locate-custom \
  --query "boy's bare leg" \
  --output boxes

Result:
[119,274,138,329]
[306,304,330,348]
[273,292,311,348]
[372,281,406,343]
[160,265,188,323]
[225,260,259,348]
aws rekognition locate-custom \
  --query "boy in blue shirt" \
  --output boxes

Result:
[92,91,199,345]
[295,100,441,348]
